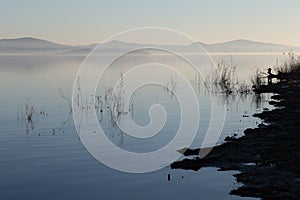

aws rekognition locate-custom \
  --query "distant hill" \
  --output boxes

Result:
[202,39,297,53]
[0,37,299,54]
[0,37,73,53]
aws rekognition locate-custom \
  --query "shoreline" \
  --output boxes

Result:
[171,81,300,199]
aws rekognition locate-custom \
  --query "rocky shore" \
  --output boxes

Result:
[171,81,300,199]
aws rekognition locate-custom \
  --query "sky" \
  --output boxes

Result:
[1,0,300,46]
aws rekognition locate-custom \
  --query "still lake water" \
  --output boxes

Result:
[0,53,280,199]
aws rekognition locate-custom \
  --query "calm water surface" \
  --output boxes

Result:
[0,53,279,200]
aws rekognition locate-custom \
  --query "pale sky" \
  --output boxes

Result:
[1,0,300,46]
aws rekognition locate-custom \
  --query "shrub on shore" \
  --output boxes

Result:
[278,51,300,80]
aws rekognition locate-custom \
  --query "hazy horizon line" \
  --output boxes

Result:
[0,36,297,47]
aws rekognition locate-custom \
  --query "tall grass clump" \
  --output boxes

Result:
[104,74,132,126]
[251,68,265,89]
[205,59,237,94]
[24,98,34,124]
[277,51,300,80]
[59,88,72,113]
[18,98,48,132]
[237,80,251,94]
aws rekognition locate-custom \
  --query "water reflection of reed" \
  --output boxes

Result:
[251,93,267,109]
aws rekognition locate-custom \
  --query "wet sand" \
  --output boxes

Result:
[171,81,300,199]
